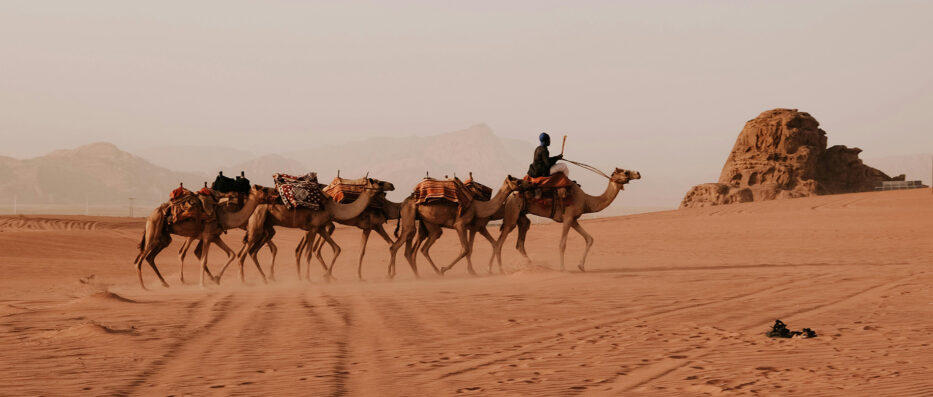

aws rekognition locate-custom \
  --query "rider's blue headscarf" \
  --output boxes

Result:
[539,132,550,145]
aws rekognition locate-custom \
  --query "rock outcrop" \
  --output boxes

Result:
[681,109,902,208]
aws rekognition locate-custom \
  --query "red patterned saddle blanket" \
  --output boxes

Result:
[274,172,327,210]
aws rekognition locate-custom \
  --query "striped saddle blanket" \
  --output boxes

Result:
[322,177,370,204]
[274,172,327,210]
[412,178,473,213]
[463,178,493,201]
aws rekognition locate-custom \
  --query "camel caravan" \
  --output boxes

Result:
[133,134,641,289]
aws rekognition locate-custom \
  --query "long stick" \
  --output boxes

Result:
[561,135,567,155]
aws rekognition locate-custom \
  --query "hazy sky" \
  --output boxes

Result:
[2,1,930,182]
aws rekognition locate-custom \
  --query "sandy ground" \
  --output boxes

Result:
[1,189,932,396]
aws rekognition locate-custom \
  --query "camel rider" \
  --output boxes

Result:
[527,132,569,178]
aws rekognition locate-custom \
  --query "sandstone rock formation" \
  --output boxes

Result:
[681,109,902,208]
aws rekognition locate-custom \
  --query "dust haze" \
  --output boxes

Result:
[2,1,932,210]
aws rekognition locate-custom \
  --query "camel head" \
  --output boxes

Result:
[367,178,395,192]
[610,168,641,190]
[250,184,280,204]
[503,175,533,193]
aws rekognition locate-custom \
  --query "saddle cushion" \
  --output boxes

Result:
[167,194,203,224]
[322,177,370,204]
[523,173,574,189]
[170,186,193,200]
[274,172,327,210]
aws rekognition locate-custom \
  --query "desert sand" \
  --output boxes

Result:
[1,189,931,396]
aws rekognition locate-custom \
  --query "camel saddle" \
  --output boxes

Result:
[166,188,205,225]
[522,173,576,218]
[322,177,377,205]
[411,177,473,215]
[212,173,250,194]
[274,172,327,210]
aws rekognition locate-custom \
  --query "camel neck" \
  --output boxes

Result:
[218,193,260,229]
[382,198,402,220]
[328,189,375,221]
[583,180,622,214]
[474,182,512,218]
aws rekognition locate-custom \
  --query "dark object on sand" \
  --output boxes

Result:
[766,319,817,338]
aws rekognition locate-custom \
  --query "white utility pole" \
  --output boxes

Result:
[128,197,135,217]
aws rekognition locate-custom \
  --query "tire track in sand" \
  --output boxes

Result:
[115,292,237,395]
[587,273,922,395]
[410,273,831,388]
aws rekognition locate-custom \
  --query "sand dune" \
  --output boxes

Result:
[0,189,931,395]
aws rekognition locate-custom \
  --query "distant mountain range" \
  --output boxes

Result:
[0,143,202,205]
[0,125,537,207]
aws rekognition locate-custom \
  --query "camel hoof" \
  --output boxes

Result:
[161,282,170,288]
[577,264,586,272]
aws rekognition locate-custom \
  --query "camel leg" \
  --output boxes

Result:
[419,224,444,275]
[440,225,472,275]
[219,238,249,282]
[267,239,278,281]
[558,221,573,271]
[247,244,268,284]
[357,229,371,280]
[319,230,342,281]
[571,221,594,272]
[139,233,171,289]
[465,229,478,275]
[388,224,416,279]
[215,236,262,284]
[476,226,497,274]
[177,236,195,283]
[493,220,518,274]
[295,233,309,280]
[313,235,330,280]
[198,238,213,288]
[515,214,532,260]
[207,237,233,284]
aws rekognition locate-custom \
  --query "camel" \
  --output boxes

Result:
[227,178,390,283]
[407,181,509,273]
[133,185,279,289]
[491,168,641,272]
[299,192,402,280]
[386,176,527,278]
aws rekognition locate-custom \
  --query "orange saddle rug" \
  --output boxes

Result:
[523,173,574,189]
[411,178,473,214]
[322,177,371,204]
